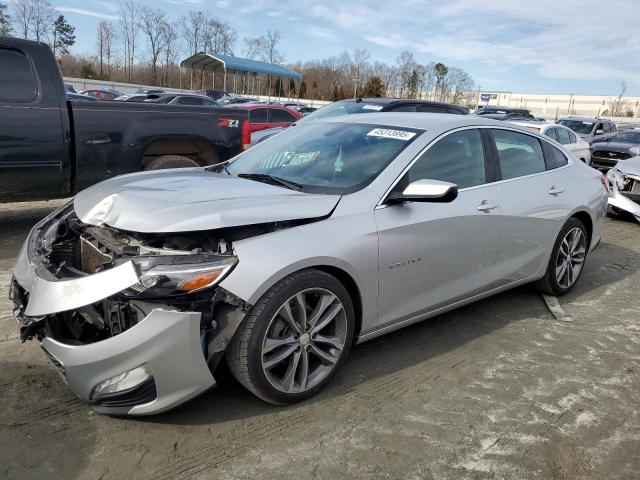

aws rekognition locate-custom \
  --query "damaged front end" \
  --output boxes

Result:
[607,157,640,223]
[10,202,257,414]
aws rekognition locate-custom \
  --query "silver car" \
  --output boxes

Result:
[11,114,608,415]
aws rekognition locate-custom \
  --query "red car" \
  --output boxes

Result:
[227,103,303,133]
[79,89,122,100]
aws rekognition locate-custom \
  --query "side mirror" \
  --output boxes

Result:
[387,179,458,204]
[595,129,604,135]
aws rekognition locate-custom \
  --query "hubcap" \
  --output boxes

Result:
[261,288,347,394]
[556,227,586,289]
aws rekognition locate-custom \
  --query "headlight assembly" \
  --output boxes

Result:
[124,254,238,297]
[606,169,628,191]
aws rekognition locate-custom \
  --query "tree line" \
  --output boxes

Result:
[0,0,476,106]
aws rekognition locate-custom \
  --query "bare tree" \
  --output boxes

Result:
[177,11,205,56]
[261,29,284,63]
[243,36,263,59]
[119,0,140,83]
[203,18,236,55]
[139,6,167,85]
[30,0,54,42]
[0,1,12,36]
[12,0,33,39]
[396,50,415,98]
[443,67,474,104]
[351,48,370,96]
[160,20,178,86]
[608,81,627,117]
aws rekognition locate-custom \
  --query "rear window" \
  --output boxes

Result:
[250,108,269,123]
[0,48,37,102]
[270,108,297,122]
[298,101,384,122]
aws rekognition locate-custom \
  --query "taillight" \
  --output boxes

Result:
[600,175,609,192]
[241,119,251,151]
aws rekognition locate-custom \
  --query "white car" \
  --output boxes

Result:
[512,122,591,164]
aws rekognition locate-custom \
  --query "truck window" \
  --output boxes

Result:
[0,48,37,102]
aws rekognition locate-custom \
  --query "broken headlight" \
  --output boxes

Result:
[606,168,628,191]
[124,254,238,298]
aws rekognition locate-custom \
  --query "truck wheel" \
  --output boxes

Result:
[144,155,199,170]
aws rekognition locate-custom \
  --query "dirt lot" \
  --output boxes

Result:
[1,200,639,480]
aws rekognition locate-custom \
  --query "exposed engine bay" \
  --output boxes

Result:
[15,206,316,347]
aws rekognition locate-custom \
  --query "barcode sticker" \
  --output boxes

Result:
[367,128,416,141]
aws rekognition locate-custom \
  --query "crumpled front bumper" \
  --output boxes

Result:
[11,208,217,415]
[40,307,216,415]
[608,185,640,223]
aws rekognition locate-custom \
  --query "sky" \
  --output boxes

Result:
[26,0,640,95]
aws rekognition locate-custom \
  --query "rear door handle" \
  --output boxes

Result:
[477,200,499,212]
[548,185,565,195]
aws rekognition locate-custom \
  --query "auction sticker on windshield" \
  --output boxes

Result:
[362,105,384,111]
[367,128,417,141]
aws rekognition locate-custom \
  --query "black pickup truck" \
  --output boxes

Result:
[0,37,250,202]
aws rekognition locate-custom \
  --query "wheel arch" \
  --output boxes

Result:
[141,135,222,168]
[570,210,593,247]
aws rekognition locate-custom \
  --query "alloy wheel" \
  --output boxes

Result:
[555,227,586,289]
[261,288,347,394]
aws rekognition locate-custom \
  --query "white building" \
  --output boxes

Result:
[477,91,640,121]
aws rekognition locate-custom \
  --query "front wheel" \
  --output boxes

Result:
[537,218,588,296]
[226,269,355,404]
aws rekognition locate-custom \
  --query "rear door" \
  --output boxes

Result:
[248,107,269,132]
[490,128,574,283]
[375,128,502,328]
[0,42,67,200]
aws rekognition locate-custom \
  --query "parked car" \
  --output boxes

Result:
[618,123,640,131]
[135,88,164,94]
[293,106,317,115]
[556,117,618,143]
[475,107,536,121]
[64,83,77,93]
[226,97,260,105]
[113,94,150,102]
[79,88,123,100]
[145,93,220,107]
[607,155,640,222]
[66,92,96,101]
[511,121,591,163]
[589,130,640,171]
[0,37,250,202]
[302,98,469,122]
[226,103,303,133]
[11,113,607,415]
[197,89,231,102]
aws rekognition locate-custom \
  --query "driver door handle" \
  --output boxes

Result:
[477,200,499,212]
[548,185,565,195]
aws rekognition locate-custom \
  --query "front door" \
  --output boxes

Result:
[375,128,502,329]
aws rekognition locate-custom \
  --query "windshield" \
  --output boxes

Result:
[217,122,422,194]
[298,101,385,123]
[610,131,640,143]
[557,120,594,134]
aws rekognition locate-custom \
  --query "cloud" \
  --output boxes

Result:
[55,6,119,19]
[306,26,338,41]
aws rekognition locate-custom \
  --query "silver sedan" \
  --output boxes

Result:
[11,113,608,414]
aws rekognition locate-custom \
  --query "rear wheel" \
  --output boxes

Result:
[537,218,588,296]
[143,155,199,170]
[226,269,355,404]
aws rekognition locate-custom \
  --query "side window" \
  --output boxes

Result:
[249,108,268,123]
[406,129,486,189]
[390,105,417,112]
[493,129,545,179]
[542,142,569,169]
[610,123,618,133]
[556,127,572,145]
[595,123,604,133]
[566,129,577,143]
[545,127,558,141]
[270,108,297,122]
[418,105,447,113]
[176,96,203,105]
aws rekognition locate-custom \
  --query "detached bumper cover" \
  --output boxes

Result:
[609,189,640,222]
[40,308,215,415]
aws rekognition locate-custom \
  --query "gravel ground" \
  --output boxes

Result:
[0,201,638,480]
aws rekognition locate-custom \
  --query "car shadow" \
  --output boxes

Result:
[137,240,639,428]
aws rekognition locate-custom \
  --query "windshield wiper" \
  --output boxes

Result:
[237,173,303,191]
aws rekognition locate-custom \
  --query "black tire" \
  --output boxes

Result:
[226,269,355,405]
[143,155,199,170]
[537,217,588,296]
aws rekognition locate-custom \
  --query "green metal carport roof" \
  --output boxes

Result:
[180,52,301,80]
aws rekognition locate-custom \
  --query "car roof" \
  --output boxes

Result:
[314,112,505,130]
[557,116,604,122]
[229,103,293,110]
